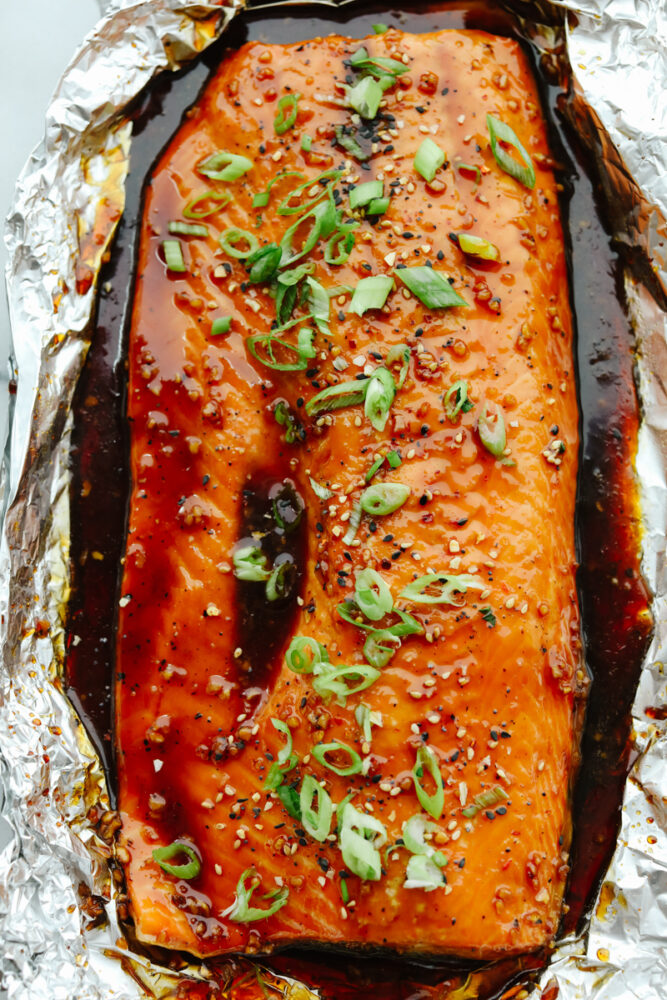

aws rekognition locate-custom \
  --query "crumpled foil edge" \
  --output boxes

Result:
[1,0,666,997]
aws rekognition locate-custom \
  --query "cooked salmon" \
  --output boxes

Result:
[116,26,582,960]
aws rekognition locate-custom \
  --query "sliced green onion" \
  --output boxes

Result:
[349,180,383,211]
[163,239,186,273]
[367,197,390,216]
[347,76,383,119]
[152,841,201,879]
[168,221,209,237]
[477,402,507,458]
[414,137,446,183]
[219,228,260,260]
[270,718,293,768]
[272,482,304,534]
[363,629,401,668]
[404,854,445,891]
[364,366,396,432]
[395,265,467,309]
[198,150,253,182]
[211,316,232,337]
[349,47,408,79]
[312,662,380,705]
[280,195,337,264]
[247,327,316,372]
[349,275,393,316]
[183,190,230,219]
[309,476,334,500]
[372,22,388,33]
[253,170,306,209]
[334,125,369,162]
[451,232,500,261]
[413,746,444,820]
[305,377,368,418]
[226,869,289,923]
[285,636,328,674]
[340,877,350,904]
[277,168,342,216]
[444,379,474,422]
[461,785,509,818]
[325,224,357,265]
[402,814,445,861]
[354,568,393,622]
[486,114,536,189]
[300,774,333,842]
[456,162,481,189]
[360,483,410,516]
[342,501,362,546]
[301,134,313,152]
[339,803,387,881]
[387,450,402,468]
[233,543,270,581]
[399,572,485,606]
[355,703,382,742]
[306,276,330,334]
[246,242,282,283]
[312,740,363,776]
[386,343,410,388]
[265,559,294,602]
[274,92,301,136]
[275,782,301,820]
[365,454,385,482]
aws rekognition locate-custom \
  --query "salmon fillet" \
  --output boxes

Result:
[116,27,582,959]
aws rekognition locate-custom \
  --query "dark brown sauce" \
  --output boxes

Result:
[67,0,655,996]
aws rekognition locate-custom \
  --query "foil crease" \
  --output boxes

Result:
[1,1,666,998]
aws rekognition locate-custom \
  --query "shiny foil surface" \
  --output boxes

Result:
[1,0,666,997]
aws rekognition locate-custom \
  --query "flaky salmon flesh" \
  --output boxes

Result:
[116,26,583,960]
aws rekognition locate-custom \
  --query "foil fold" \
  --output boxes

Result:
[1,0,666,997]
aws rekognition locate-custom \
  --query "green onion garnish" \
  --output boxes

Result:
[168,221,209,238]
[280,194,337,264]
[355,703,382,743]
[486,114,536,189]
[211,316,232,337]
[340,877,350,904]
[394,266,467,309]
[444,379,474,422]
[252,170,306,209]
[364,366,396,432]
[275,782,302,820]
[354,568,393,622]
[349,275,394,316]
[365,454,385,482]
[285,635,328,674]
[301,134,313,152]
[456,162,481,190]
[277,168,342,216]
[226,869,289,923]
[233,543,270,582]
[334,125,369,162]
[387,450,402,468]
[363,629,401,668]
[306,276,331,334]
[152,841,201,880]
[404,854,446,891]
[347,76,383,119]
[264,719,297,790]
[274,92,301,136]
[402,814,446,862]
[312,740,363,776]
[413,746,444,820]
[312,662,380,705]
[183,190,230,219]
[477,402,507,458]
[349,180,383,211]
[413,137,446,183]
[325,224,358,265]
[300,775,333,842]
[265,559,294,602]
[305,378,369,418]
[461,784,509,818]
[386,343,410,388]
[309,476,334,501]
[270,717,294,768]
[360,483,410,516]
[399,573,485,606]
[245,242,282,283]
[162,239,186,273]
[349,47,407,79]
[372,22,388,33]
[197,150,253,182]
[451,232,500,261]
[247,326,316,372]
[339,803,387,881]
[342,501,362,546]
[219,228,260,260]
[367,197,390,216]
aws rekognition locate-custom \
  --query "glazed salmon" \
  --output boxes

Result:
[116,27,583,960]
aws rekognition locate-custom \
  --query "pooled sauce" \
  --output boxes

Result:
[67,0,653,995]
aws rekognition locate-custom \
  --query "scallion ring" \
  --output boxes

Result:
[486,114,536,189]
[334,125,369,162]
[300,774,333,842]
[226,869,289,923]
[346,76,383,120]
[413,137,446,183]
[364,366,396,432]
[363,629,401,668]
[210,316,232,337]
[274,92,301,136]
[277,168,342,216]
[183,190,230,219]
[477,401,507,458]
[354,568,393,622]
[233,542,270,582]
[394,265,467,309]
[247,328,316,372]
[265,558,294,602]
[450,232,500,261]
[342,501,362,546]
[349,179,383,211]
[162,240,186,273]
[339,803,387,881]
[325,225,357,265]
[152,841,201,880]
[386,343,410,388]
[413,745,444,820]
[348,47,408,79]
[219,228,260,260]
[285,636,328,674]
[253,170,306,210]
[270,717,294,768]
[404,854,446,891]
[367,197,390,216]
[360,483,410,516]
[305,377,369,419]
[444,379,474,422]
[197,150,253,182]
[312,740,363,776]
[245,242,282,283]
[399,573,485,606]
[280,195,337,264]
[349,275,393,316]
[168,221,209,238]
[312,663,380,705]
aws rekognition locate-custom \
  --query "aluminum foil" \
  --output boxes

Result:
[1,1,666,997]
